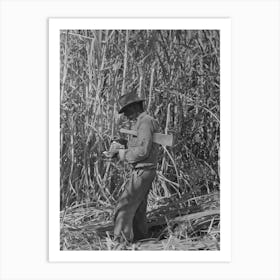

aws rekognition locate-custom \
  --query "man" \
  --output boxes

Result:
[110,91,159,243]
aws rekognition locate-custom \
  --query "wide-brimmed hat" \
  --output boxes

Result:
[118,92,145,113]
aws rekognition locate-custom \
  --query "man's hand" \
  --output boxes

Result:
[110,141,124,155]
[103,141,125,158]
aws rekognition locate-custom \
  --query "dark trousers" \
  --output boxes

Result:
[114,168,156,242]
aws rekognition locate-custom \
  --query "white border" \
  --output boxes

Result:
[49,18,231,262]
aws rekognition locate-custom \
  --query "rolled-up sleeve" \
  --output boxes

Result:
[121,119,154,164]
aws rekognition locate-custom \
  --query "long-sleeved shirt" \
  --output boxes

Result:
[119,112,159,169]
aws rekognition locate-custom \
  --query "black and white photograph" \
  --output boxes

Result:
[49,19,231,259]
[59,28,221,250]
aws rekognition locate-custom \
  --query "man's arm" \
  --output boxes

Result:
[120,128,174,147]
[119,119,153,163]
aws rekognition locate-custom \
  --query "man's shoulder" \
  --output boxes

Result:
[139,113,156,123]
[138,113,159,131]
[142,113,154,121]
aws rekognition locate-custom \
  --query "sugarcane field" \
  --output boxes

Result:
[60,29,220,250]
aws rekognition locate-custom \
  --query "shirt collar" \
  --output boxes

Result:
[135,111,147,127]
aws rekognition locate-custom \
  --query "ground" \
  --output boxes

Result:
[60,192,220,251]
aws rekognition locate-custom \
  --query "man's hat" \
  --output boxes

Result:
[118,92,145,113]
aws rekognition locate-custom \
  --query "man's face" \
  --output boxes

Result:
[123,104,138,121]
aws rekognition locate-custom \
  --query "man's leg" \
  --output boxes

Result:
[133,194,149,241]
[114,169,155,242]
[113,179,136,242]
